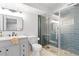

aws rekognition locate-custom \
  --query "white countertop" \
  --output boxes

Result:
[0,36,38,41]
[0,36,27,41]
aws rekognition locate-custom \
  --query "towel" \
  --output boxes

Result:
[10,36,19,45]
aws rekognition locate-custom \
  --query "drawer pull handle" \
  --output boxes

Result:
[23,45,25,47]
[23,49,25,52]
[6,49,8,51]
[0,51,2,52]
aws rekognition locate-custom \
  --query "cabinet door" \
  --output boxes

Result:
[6,45,20,56]
[0,48,6,56]
[20,42,28,56]
[20,38,29,56]
[0,15,3,31]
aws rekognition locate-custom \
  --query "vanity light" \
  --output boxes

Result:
[0,7,24,17]
[1,7,23,14]
[9,9,17,12]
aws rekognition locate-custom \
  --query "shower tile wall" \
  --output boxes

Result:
[60,6,79,55]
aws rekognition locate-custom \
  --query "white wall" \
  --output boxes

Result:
[0,3,39,37]
[2,12,38,37]
[22,12,38,36]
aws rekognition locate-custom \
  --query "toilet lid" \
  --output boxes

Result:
[32,44,42,49]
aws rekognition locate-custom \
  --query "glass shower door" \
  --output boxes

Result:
[38,15,49,46]
[60,4,79,55]
[48,15,61,55]
[38,15,59,47]
[48,19,59,48]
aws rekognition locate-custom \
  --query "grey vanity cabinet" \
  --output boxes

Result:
[0,37,29,56]
[6,45,20,56]
[0,48,6,56]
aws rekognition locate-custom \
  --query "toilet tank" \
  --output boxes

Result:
[28,36,39,44]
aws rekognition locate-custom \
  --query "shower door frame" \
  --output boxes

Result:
[54,3,78,55]
[38,3,77,48]
[49,17,61,48]
[48,3,78,55]
[58,3,77,48]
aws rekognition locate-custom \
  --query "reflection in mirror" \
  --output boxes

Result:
[4,15,23,31]
[6,18,17,31]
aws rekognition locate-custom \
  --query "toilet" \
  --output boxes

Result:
[28,37,42,56]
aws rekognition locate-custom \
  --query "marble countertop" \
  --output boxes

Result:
[0,36,38,41]
[0,36,27,41]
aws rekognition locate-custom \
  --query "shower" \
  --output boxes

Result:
[38,3,79,55]
[38,15,60,47]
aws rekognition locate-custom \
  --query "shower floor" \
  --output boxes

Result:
[29,47,56,56]
[43,45,77,56]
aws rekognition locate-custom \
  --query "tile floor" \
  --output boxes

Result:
[42,45,77,56]
[29,45,77,56]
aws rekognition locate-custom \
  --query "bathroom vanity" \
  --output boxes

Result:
[0,36,29,56]
[0,14,28,56]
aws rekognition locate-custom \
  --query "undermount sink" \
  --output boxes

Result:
[0,36,27,41]
[0,35,38,41]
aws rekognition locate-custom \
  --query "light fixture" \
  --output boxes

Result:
[0,6,24,17]
[1,7,22,14]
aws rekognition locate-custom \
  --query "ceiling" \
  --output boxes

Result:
[24,3,66,15]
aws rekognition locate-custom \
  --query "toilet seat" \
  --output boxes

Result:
[32,44,42,50]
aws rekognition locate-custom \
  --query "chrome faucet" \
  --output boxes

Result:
[12,32,17,36]
[9,32,17,37]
